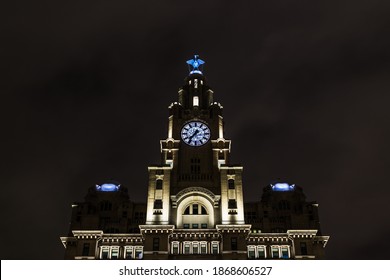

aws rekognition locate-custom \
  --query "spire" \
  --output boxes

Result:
[186,55,205,75]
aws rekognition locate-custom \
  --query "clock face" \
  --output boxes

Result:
[181,121,211,146]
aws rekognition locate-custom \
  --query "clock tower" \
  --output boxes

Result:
[144,55,245,230]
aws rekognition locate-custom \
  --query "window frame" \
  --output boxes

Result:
[110,246,120,259]
[156,179,163,190]
[211,241,219,254]
[171,242,179,255]
[124,246,134,259]
[228,179,235,189]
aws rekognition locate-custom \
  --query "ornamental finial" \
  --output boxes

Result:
[186,55,205,74]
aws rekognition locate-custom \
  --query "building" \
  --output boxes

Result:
[60,56,329,260]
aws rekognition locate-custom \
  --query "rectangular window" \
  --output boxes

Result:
[201,223,207,229]
[192,204,199,214]
[183,224,190,229]
[272,247,279,259]
[184,243,190,254]
[156,180,163,189]
[300,242,307,255]
[201,243,207,254]
[153,238,160,251]
[248,247,255,259]
[192,224,199,229]
[135,248,143,259]
[125,247,133,259]
[111,248,119,259]
[172,243,179,255]
[258,247,266,259]
[154,199,163,209]
[193,243,199,254]
[228,199,237,209]
[231,237,238,251]
[193,96,199,106]
[82,243,90,256]
[101,248,109,259]
[228,179,235,189]
[212,243,219,254]
[281,247,289,259]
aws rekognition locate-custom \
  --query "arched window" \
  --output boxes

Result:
[183,203,208,215]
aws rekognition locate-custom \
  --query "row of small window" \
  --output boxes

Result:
[171,241,219,255]
[183,204,208,215]
[183,223,208,229]
[247,245,290,259]
[177,174,213,180]
[100,246,143,260]
[154,199,237,211]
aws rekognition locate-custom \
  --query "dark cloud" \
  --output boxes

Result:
[1,0,390,259]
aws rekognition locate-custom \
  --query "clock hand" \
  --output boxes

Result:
[189,129,199,141]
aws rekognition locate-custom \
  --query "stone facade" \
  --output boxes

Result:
[60,56,329,260]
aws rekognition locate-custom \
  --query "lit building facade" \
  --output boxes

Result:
[60,56,329,260]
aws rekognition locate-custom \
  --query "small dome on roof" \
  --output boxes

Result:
[271,183,295,192]
[95,182,120,192]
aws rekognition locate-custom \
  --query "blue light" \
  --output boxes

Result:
[96,183,120,192]
[186,55,205,74]
[271,183,295,192]
[190,70,202,74]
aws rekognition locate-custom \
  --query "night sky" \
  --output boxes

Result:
[2,1,390,260]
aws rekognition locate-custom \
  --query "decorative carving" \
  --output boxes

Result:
[171,187,221,208]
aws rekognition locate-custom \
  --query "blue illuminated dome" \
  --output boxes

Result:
[96,183,120,192]
[271,183,295,192]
